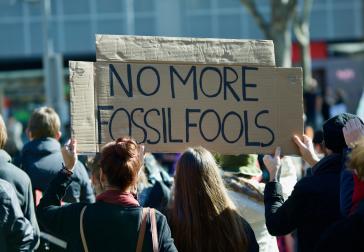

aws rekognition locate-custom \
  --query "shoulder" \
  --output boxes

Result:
[73,161,89,178]
[0,179,13,198]
[152,208,171,233]
[0,180,17,207]
[154,208,168,223]
[1,163,31,184]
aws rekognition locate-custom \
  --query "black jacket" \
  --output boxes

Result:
[264,154,343,252]
[314,199,364,252]
[20,138,95,203]
[0,150,40,250]
[37,170,177,252]
[0,179,34,252]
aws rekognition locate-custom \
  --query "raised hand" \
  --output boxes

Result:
[263,147,282,182]
[61,139,78,171]
[343,118,364,148]
[293,135,319,166]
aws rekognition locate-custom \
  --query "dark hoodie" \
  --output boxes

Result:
[264,154,343,252]
[315,199,364,252]
[0,149,40,250]
[20,138,95,203]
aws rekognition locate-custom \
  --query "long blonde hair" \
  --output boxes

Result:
[170,147,249,252]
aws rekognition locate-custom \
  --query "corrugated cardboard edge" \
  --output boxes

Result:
[96,34,275,66]
[69,61,97,153]
[274,67,304,156]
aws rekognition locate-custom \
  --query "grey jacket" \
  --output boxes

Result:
[0,179,34,251]
[0,150,39,250]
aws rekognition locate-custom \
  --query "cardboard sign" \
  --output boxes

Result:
[96,35,276,66]
[70,61,303,154]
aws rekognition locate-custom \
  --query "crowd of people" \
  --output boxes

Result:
[0,106,364,252]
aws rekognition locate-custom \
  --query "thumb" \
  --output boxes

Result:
[274,147,281,158]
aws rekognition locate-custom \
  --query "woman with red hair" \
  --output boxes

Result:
[37,137,177,252]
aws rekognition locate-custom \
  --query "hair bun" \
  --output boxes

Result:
[114,137,138,159]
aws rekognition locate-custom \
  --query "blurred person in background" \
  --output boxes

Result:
[0,115,39,250]
[169,147,259,252]
[20,107,94,251]
[339,117,364,217]
[219,154,279,252]
[139,153,172,213]
[4,114,24,163]
[0,178,34,251]
[37,137,177,252]
[20,107,94,204]
[220,154,298,252]
[314,118,364,252]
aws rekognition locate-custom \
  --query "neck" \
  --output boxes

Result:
[103,184,132,194]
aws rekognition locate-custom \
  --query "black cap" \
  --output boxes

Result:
[323,113,363,153]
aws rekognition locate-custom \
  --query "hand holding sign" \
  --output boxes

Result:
[293,135,319,167]
[61,139,78,172]
[343,118,364,148]
[263,147,282,182]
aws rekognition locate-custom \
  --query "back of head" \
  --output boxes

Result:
[323,113,363,153]
[0,115,7,149]
[28,107,60,139]
[100,137,141,191]
[171,147,248,252]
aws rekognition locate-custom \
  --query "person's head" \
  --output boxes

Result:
[349,142,364,181]
[218,154,261,179]
[0,115,7,149]
[323,113,363,154]
[171,147,248,252]
[99,137,142,192]
[27,107,61,140]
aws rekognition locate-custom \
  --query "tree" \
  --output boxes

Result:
[294,0,314,91]
[240,0,297,67]
[240,0,315,90]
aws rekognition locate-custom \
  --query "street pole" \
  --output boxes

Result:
[42,0,51,108]
[125,0,135,34]
[41,0,67,127]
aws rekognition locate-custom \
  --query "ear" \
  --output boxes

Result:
[55,131,62,140]
[26,128,33,140]
[99,169,107,184]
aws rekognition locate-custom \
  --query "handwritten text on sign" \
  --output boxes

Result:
[93,62,302,154]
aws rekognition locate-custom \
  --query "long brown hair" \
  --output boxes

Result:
[170,147,249,252]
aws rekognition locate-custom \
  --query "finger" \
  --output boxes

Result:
[293,135,305,148]
[275,147,281,158]
[353,118,361,129]
[72,140,78,154]
[302,135,312,145]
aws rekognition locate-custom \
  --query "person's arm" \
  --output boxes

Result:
[24,178,40,250]
[263,147,304,235]
[0,186,34,251]
[36,169,76,236]
[264,181,304,235]
[37,139,80,237]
